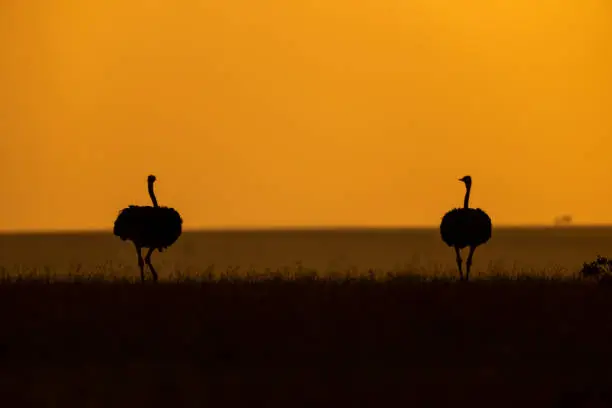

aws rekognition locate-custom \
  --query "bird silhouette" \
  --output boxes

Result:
[113,175,182,282]
[440,175,492,281]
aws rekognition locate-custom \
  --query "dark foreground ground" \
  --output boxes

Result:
[1,277,611,407]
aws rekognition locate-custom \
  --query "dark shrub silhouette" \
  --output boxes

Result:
[579,255,612,283]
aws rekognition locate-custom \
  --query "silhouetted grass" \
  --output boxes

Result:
[0,261,580,284]
[0,267,611,407]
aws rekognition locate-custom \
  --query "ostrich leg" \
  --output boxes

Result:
[454,246,464,281]
[135,245,145,283]
[145,248,158,282]
[466,246,477,282]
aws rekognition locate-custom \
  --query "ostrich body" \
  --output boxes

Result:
[440,176,491,281]
[113,175,182,282]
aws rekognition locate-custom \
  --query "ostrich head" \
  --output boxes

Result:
[459,175,472,208]
[459,175,472,187]
[147,175,158,207]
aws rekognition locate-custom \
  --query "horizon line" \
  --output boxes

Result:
[0,224,611,235]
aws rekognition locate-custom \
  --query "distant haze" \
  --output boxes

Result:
[1,0,611,231]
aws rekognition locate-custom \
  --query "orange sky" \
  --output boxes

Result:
[1,0,611,231]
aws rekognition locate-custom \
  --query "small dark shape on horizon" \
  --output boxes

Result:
[554,214,573,227]
[113,175,182,282]
[440,175,492,281]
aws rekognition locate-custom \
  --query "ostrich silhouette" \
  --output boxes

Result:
[113,175,183,282]
[440,175,492,281]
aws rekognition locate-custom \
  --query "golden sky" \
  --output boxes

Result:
[1,0,611,231]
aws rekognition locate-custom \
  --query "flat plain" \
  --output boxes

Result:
[1,228,611,407]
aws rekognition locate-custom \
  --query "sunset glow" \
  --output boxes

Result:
[2,0,611,231]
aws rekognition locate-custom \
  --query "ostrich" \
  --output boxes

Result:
[440,175,492,281]
[113,175,183,282]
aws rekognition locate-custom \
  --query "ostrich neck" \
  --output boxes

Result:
[463,184,471,209]
[148,183,159,207]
